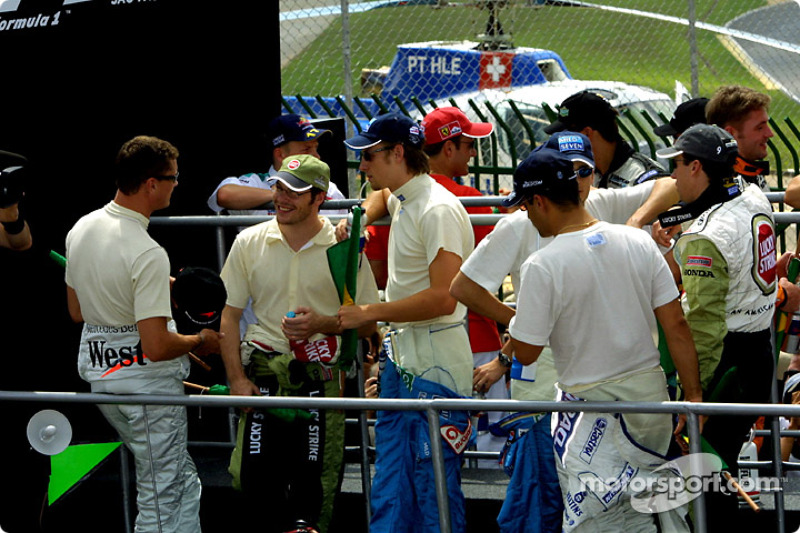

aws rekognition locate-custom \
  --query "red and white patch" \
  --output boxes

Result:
[686,255,713,268]
[287,158,301,170]
[479,52,513,90]
[440,419,472,455]
[752,214,776,293]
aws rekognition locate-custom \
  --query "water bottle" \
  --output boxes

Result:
[286,311,306,352]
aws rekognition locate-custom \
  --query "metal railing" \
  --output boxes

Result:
[45,191,800,531]
[9,389,800,533]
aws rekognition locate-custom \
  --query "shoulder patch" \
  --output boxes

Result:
[686,255,712,268]
[635,169,661,185]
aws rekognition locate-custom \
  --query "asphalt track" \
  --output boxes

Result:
[726,0,800,103]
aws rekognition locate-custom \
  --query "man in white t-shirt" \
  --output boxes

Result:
[450,131,679,533]
[503,147,702,531]
[65,136,223,533]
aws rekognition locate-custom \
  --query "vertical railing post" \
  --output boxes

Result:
[687,410,706,533]
[120,445,133,533]
[427,406,451,533]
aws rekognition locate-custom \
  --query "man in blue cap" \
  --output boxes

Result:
[337,113,475,533]
[504,146,702,532]
[207,114,346,216]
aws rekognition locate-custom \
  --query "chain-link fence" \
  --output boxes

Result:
[280,1,800,114]
[278,0,800,206]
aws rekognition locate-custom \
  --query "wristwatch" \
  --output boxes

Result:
[497,352,512,368]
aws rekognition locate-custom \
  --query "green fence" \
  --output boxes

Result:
[282,93,800,252]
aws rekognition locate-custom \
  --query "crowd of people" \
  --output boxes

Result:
[6,83,800,533]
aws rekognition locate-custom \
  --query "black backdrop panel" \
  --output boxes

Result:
[0,0,279,403]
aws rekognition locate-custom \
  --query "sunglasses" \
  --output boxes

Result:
[274,182,311,200]
[361,144,397,162]
[576,167,593,178]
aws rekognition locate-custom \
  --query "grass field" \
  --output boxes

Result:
[280,0,800,174]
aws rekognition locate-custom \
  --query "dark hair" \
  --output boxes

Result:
[523,178,581,209]
[115,136,179,195]
[423,136,470,158]
[403,143,431,175]
[541,178,580,208]
[680,154,736,183]
[423,139,449,157]
[310,187,327,202]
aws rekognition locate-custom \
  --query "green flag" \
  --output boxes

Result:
[49,442,121,505]
[327,206,363,370]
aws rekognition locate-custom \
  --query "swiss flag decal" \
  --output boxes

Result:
[479,52,514,90]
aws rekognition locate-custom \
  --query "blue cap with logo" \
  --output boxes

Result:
[542,131,595,168]
[269,114,330,148]
[344,113,425,150]
[502,148,577,207]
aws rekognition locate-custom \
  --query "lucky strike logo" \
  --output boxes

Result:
[752,214,776,293]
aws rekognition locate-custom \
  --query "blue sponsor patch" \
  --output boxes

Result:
[558,135,586,153]
[586,232,606,248]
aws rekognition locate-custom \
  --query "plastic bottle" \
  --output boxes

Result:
[286,311,306,352]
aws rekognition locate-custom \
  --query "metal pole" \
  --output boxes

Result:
[120,445,133,533]
[355,347,372,526]
[214,221,227,273]
[687,0,700,97]
[340,0,357,198]
[213,218,238,446]
[769,349,787,533]
[427,407,452,533]
[686,411,707,533]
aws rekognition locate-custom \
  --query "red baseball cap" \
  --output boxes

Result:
[420,107,493,145]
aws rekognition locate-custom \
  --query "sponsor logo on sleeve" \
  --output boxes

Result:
[686,255,712,268]
[752,214,776,294]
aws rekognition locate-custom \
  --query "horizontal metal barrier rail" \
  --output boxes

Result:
[6,390,800,533]
[151,191,795,227]
[152,211,800,227]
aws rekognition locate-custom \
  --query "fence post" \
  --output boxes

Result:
[340,0,356,197]
[687,0,699,97]
[687,411,707,533]
[427,406,452,533]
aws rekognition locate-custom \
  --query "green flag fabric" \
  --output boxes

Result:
[49,442,121,505]
[326,206,363,370]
